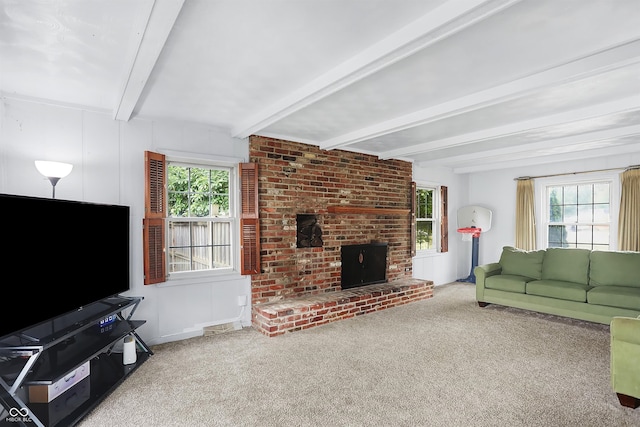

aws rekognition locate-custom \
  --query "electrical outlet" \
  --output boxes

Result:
[237,295,248,307]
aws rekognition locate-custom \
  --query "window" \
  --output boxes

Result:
[416,187,436,251]
[544,181,612,250]
[414,185,448,254]
[143,151,260,284]
[167,162,233,273]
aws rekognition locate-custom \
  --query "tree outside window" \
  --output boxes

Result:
[416,188,436,251]
[167,163,234,273]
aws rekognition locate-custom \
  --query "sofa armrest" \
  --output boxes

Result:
[476,262,502,276]
[611,316,640,346]
[610,316,640,403]
[475,263,502,302]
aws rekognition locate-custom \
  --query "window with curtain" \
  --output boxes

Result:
[618,168,640,252]
[515,179,536,251]
[544,181,612,250]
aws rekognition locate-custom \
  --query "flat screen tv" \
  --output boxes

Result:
[0,193,130,340]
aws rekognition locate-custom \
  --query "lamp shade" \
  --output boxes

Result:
[35,161,73,178]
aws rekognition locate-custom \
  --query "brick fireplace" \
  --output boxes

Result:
[249,136,433,336]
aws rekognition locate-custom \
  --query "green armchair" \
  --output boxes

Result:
[610,316,640,408]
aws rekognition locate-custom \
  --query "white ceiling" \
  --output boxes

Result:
[1,0,639,173]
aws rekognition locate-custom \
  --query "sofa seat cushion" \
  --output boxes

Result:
[485,275,531,293]
[588,286,640,311]
[542,248,591,285]
[526,280,590,302]
[499,246,545,280]
[589,251,640,287]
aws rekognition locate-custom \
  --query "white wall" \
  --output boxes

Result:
[5,96,637,344]
[413,153,640,286]
[467,153,640,266]
[411,164,470,285]
[0,97,251,346]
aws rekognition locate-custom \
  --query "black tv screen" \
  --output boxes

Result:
[0,193,130,340]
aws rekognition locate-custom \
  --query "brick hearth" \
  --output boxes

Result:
[249,135,427,337]
[252,278,433,337]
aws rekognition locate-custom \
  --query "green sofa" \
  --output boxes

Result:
[475,246,640,324]
[611,316,640,408]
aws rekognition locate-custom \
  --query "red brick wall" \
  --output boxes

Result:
[250,135,413,305]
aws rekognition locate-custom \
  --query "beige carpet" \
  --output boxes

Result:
[79,282,640,427]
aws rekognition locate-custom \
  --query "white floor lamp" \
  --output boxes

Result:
[35,160,73,199]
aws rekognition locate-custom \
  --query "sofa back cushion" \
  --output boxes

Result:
[589,250,640,287]
[542,248,591,285]
[499,246,545,279]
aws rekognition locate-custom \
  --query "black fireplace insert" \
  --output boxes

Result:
[341,242,388,289]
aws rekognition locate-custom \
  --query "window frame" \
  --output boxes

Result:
[414,184,441,255]
[165,160,237,279]
[144,150,254,286]
[535,171,620,250]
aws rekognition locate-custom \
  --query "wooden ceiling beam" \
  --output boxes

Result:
[113,0,185,121]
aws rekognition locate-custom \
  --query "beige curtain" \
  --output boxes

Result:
[515,178,536,251]
[618,168,640,252]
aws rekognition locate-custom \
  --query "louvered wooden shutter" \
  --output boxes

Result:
[440,185,448,253]
[240,162,260,275]
[144,151,167,284]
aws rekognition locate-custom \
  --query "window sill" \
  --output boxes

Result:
[157,269,245,288]
[413,250,441,259]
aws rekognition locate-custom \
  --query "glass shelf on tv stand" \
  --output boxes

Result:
[1,296,142,348]
[0,295,152,427]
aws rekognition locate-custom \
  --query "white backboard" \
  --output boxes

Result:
[457,205,492,232]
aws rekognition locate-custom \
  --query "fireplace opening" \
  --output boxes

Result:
[341,242,388,289]
[297,214,323,248]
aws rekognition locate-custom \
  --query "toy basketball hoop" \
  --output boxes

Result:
[457,227,482,283]
[458,227,482,240]
[457,205,492,284]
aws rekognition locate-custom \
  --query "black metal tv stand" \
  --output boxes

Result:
[0,296,152,427]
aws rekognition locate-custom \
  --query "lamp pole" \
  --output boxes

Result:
[47,177,61,199]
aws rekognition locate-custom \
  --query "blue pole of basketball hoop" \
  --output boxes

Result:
[458,227,480,283]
